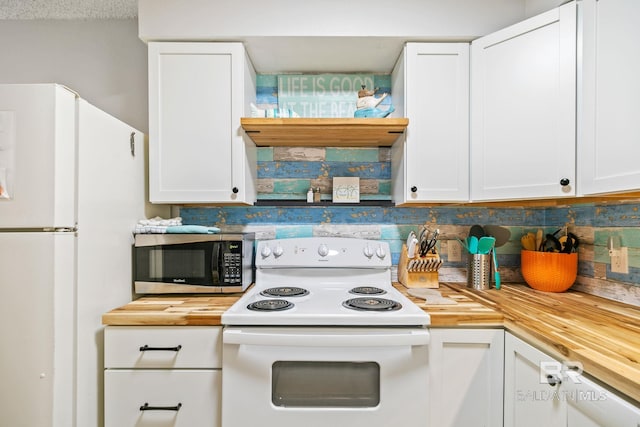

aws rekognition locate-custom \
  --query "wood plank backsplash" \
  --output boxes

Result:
[180,201,640,307]
[181,74,640,307]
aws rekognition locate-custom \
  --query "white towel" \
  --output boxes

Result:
[134,216,183,234]
[137,216,182,226]
[134,225,169,234]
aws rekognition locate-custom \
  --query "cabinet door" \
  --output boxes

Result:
[392,43,469,204]
[105,370,221,427]
[470,2,576,201]
[579,0,640,195]
[148,42,256,204]
[504,333,566,427]
[428,329,504,427]
[564,374,640,427]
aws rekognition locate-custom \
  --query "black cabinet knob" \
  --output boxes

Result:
[410,186,418,193]
[232,187,239,194]
[560,178,570,186]
[546,374,562,387]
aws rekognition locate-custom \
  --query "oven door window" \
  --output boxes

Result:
[272,361,380,408]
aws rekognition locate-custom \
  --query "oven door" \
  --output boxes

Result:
[222,326,430,427]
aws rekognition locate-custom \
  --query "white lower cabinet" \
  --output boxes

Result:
[428,328,504,427]
[104,326,222,427]
[505,332,640,427]
[504,332,566,427]
[564,375,640,427]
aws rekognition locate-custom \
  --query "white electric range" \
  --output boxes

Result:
[221,237,430,427]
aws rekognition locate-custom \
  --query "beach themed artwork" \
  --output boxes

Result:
[332,177,360,203]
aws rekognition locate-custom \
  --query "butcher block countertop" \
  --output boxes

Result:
[102,283,640,404]
[100,284,502,327]
[445,283,640,405]
[102,295,243,326]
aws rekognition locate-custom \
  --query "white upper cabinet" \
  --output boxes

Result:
[392,43,470,204]
[148,42,257,204]
[470,2,577,201]
[578,0,640,195]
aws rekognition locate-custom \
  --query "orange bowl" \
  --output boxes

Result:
[520,250,578,292]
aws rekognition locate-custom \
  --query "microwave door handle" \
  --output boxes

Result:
[211,243,221,283]
[223,329,430,347]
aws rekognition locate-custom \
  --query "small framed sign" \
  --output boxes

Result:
[332,177,360,203]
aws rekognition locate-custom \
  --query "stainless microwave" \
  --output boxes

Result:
[133,233,255,294]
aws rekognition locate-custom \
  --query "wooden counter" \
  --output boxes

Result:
[446,283,640,405]
[397,283,504,327]
[102,283,640,404]
[102,294,242,326]
[101,285,502,327]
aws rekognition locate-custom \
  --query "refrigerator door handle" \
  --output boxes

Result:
[130,132,136,157]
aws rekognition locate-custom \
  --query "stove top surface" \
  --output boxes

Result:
[222,282,430,326]
[221,237,430,327]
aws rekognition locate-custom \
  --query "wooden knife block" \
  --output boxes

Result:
[398,244,440,289]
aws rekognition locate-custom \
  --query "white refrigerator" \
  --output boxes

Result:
[0,84,164,427]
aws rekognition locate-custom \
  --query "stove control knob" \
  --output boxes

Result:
[260,245,272,258]
[363,244,374,258]
[273,244,284,258]
[318,243,329,257]
[375,246,387,260]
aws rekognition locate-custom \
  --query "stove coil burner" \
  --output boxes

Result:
[247,299,294,312]
[349,286,386,296]
[260,287,309,298]
[342,297,402,312]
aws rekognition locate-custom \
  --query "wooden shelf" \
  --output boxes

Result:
[254,199,394,207]
[240,117,408,147]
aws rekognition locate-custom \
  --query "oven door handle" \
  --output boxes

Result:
[223,329,430,347]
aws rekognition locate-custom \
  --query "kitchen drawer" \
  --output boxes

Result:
[104,369,220,427]
[104,326,222,368]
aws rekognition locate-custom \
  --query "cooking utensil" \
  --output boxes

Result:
[425,228,439,254]
[535,229,543,251]
[469,224,485,239]
[477,236,496,255]
[418,227,439,256]
[407,237,419,258]
[468,236,479,254]
[559,232,579,253]
[542,233,562,252]
[406,230,416,249]
[491,248,501,290]
[418,227,430,256]
[521,232,537,251]
[483,225,511,248]
[457,238,470,253]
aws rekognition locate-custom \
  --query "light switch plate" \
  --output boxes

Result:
[593,263,607,279]
[447,240,462,262]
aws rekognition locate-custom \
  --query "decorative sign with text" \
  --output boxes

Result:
[278,74,375,118]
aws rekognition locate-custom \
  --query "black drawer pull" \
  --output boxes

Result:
[139,344,182,352]
[140,402,182,412]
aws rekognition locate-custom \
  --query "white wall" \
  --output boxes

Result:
[0,19,148,132]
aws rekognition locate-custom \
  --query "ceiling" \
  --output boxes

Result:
[0,0,138,19]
